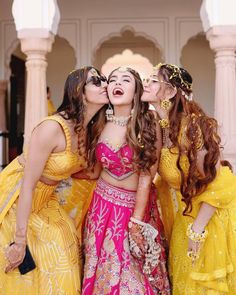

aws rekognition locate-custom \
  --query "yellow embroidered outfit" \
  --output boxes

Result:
[0,115,87,295]
[155,125,236,294]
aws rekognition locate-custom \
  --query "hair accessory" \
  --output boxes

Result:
[69,69,76,75]
[118,66,129,72]
[158,118,170,129]
[155,63,192,91]
[160,99,172,111]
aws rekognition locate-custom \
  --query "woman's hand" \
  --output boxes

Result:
[187,223,206,265]
[187,238,201,265]
[5,243,26,273]
[129,222,145,253]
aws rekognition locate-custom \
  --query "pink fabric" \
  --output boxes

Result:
[82,178,169,295]
[95,140,134,179]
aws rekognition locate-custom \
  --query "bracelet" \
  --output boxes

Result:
[158,118,170,128]
[130,217,146,226]
[129,217,158,239]
[186,223,208,243]
[131,214,143,221]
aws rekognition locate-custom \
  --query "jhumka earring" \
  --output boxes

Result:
[105,104,114,121]
[160,99,172,111]
[130,108,134,118]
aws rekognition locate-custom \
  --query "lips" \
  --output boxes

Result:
[112,87,124,96]
[100,90,108,95]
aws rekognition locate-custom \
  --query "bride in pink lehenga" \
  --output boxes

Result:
[80,67,171,295]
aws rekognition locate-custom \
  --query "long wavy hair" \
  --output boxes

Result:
[108,67,157,172]
[57,66,106,164]
[157,63,231,214]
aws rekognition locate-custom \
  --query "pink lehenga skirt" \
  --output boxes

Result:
[82,178,170,295]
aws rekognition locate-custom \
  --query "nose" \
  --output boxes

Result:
[142,78,150,86]
[115,80,121,85]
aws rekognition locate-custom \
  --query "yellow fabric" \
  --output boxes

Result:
[0,115,89,295]
[47,99,56,116]
[54,177,96,240]
[40,115,86,181]
[156,143,236,295]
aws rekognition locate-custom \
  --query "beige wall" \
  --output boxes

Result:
[47,36,76,108]
[181,34,215,116]
[1,0,216,114]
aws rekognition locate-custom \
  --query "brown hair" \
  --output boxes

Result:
[158,64,230,214]
[108,67,157,172]
[57,66,106,164]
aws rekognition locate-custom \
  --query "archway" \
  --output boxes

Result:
[94,29,163,77]
[181,33,215,116]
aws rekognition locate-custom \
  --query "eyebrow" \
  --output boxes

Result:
[122,75,132,79]
[109,74,132,79]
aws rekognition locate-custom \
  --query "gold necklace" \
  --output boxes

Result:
[109,115,131,126]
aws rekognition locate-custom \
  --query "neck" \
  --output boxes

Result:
[152,102,169,119]
[113,105,132,117]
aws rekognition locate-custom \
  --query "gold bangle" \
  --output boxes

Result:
[158,118,170,128]
[186,223,208,243]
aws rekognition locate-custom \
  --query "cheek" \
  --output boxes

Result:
[125,85,135,101]
[107,84,113,96]
[151,84,161,97]
[86,88,99,103]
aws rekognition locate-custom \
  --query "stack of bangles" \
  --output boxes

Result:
[186,223,208,262]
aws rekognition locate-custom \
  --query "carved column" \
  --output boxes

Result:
[19,32,54,145]
[206,26,236,168]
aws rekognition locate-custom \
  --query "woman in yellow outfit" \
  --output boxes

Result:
[142,63,236,294]
[0,66,108,295]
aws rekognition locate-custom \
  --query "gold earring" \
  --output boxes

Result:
[160,99,172,111]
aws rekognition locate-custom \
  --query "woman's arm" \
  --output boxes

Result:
[187,149,217,257]
[5,121,61,272]
[132,172,152,220]
[72,162,102,180]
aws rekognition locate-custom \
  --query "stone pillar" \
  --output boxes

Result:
[19,31,54,145]
[0,80,8,132]
[206,26,236,169]
[12,0,60,146]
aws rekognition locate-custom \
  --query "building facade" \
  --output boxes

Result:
[0,0,236,169]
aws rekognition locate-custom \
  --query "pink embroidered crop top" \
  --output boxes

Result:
[96,139,135,180]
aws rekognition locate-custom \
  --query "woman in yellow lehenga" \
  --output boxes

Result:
[141,63,236,294]
[0,66,108,295]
